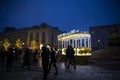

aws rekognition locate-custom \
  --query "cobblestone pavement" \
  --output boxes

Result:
[0,62,120,80]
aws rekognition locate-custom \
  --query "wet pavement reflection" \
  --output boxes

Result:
[0,62,120,80]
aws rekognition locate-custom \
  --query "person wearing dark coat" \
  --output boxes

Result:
[22,48,31,70]
[41,45,50,80]
[48,47,58,75]
[0,48,6,67]
[66,45,76,69]
[65,45,70,66]
[6,48,14,72]
[33,49,39,64]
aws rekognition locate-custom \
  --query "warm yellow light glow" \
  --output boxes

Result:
[30,40,37,50]
[39,44,43,49]
[61,48,92,56]
[81,48,84,51]
[58,30,91,56]
[39,44,50,49]
[22,43,24,45]
[3,39,10,51]
[15,39,22,49]
[58,32,90,41]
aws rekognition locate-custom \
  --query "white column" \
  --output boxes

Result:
[69,39,71,46]
[76,39,78,48]
[79,39,80,48]
[80,38,82,47]
[63,41,65,48]
[62,40,63,49]
[72,39,74,48]
[62,41,64,48]
[65,41,67,48]
[75,39,77,55]
[88,37,90,48]
[67,39,68,48]
[65,41,66,48]
[64,41,66,48]
[75,40,76,48]
[74,39,75,48]
[77,39,79,48]
[78,39,80,48]
[89,37,91,48]
[68,39,69,46]
[84,38,86,47]
[75,39,77,48]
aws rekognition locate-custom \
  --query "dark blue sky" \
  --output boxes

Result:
[0,0,120,32]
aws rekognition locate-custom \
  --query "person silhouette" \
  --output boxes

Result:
[0,48,6,67]
[41,45,50,80]
[22,48,31,70]
[48,47,58,75]
[66,45,76,69]
[6,48,14,72]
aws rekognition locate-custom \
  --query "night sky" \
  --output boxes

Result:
[0,0,120,32]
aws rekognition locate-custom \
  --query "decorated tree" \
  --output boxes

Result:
[30,40,37,50]
[15,39,22,49]
[3,39,10,51]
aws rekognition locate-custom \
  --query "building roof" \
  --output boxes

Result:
[90,24,120,29]
[1,23,62,34]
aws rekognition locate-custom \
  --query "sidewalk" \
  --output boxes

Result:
[0,62,120,80]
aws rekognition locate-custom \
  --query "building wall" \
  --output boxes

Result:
[0,24,62,48]
[0,30,27,47]
[89,24,120,52]
[27,27,61,47]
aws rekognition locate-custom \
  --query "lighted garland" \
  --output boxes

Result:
[15,39,22,49]
[3,39,10,51]
[30,40,37,50]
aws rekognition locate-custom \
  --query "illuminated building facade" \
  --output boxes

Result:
[0,23,62,48]
[90,24,120,52]
[0,28,27,47]
[58,30,91,56]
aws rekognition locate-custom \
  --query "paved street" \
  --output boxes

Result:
[0,61,120,80]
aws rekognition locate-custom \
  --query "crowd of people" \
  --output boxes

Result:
[0,44,76,80]
[0,47,40,71]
